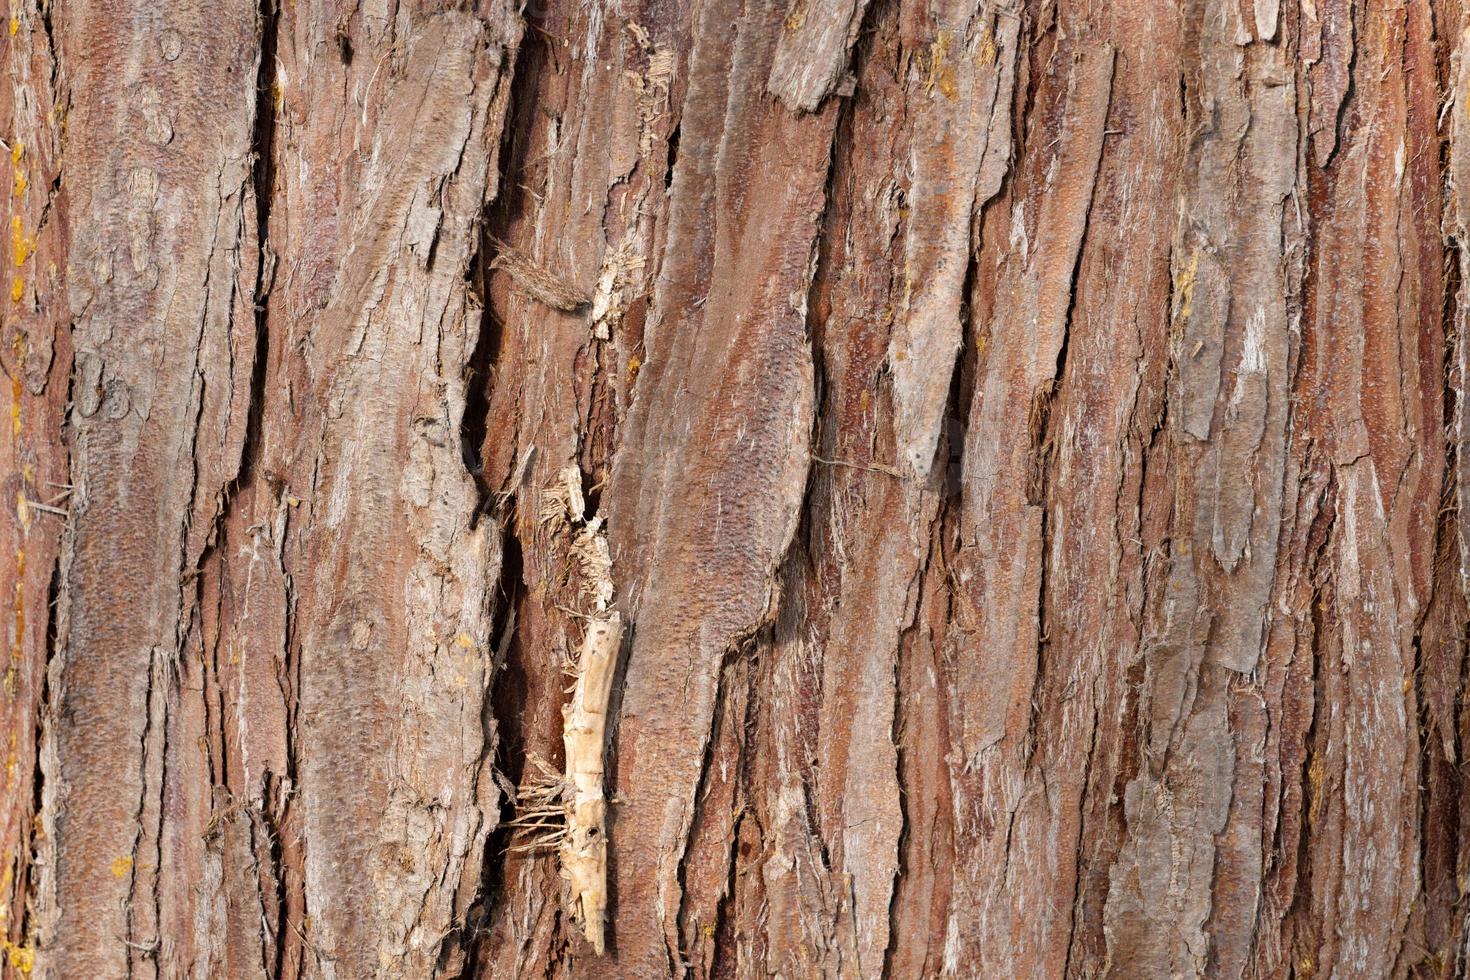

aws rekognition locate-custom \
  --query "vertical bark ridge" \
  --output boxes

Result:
[38,3,263,974]
[228,7,521,976]
[598,0,836,966]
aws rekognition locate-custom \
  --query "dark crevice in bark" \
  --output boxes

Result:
[1287,468,1336,964]
[1409,80,1467,968]
[704,814,743,979]
[145,659,171,970]
[1320,3,1358,170]
[457,10,577,966]
[176,0,279,609]
[671,645,746,972]
[601,617,637,964]
[463,18,542,518]
[36,0,63,129]
[664,122,680,191]
[884,510,949,979]
[454,509,527,978]
[934,206,985,506]
[237,0,278,493]
[16,555,60,955]
[461,275,497,516]
[704,655,759,980]
[1061,672,1105,980]
[248,7,294,975]
[250,0,279,244]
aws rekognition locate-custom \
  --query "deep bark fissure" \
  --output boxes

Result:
[238,0,278,492]
[1287,467,1336,965]
[457,508,527,977]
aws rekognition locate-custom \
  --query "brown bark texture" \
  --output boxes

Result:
[0,0,1467,977]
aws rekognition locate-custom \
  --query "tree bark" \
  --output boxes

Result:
[1,0,1467,977]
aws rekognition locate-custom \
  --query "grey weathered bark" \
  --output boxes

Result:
[1,0,1468,977]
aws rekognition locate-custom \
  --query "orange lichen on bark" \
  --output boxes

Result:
[1,938,33,973]
[11,218,33,266]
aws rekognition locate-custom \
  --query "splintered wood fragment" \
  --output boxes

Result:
[513,465,621,953]
[560,613,621,954]
[491,244,589,311]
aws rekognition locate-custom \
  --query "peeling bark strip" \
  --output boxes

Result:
[767,0,870,112]
[10,0,1470,976]
[1101,0,1297,972]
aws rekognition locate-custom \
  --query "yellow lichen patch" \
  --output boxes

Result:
[6,19,16,37]
[784,4,805,31]
[453,631,475,650]
[110,855,133,879]
[9,278,21,303]
[977,27,997,68]
[11,217,33,266]
[627,354,641,382]
[1,938,33,974]
[11,373,21,437]
[936,66,957,99]
[9,143,19,165]
[11,169,24,198]
[924,32,958,100]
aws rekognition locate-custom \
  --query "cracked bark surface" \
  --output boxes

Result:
[3,0,1470,977]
